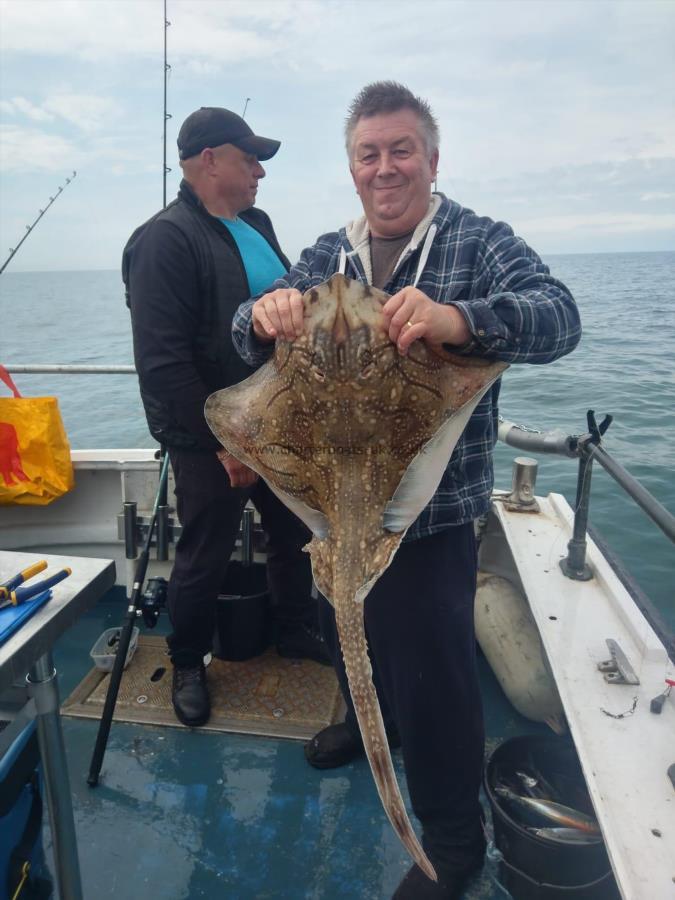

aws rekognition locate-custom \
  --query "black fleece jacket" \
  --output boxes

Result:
[122,180,289,450]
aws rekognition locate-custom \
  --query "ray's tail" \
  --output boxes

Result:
[333,592,437,883]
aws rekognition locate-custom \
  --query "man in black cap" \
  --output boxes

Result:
[123,107,329,728]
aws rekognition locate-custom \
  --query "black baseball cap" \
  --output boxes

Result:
[177,107,280,161]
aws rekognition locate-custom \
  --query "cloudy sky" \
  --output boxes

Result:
[1,0,673,272]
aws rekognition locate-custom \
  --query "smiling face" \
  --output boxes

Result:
[210,143,266,218]
[349,109,439,238]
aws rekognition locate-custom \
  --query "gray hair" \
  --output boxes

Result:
[345,81,440,157]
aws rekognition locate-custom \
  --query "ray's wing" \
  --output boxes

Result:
[384,350,507,532]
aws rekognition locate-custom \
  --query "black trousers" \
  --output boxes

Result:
[166,447,314,661]
[317,523,484,859]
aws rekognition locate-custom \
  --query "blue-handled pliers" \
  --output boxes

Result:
[0,560,48,600]
[0,566,72,611]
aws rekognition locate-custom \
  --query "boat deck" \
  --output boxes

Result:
[49,588,545,900]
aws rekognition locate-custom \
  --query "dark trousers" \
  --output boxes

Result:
[318,524,484,860]
[167,447,314,661]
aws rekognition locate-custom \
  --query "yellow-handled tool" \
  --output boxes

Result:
[0,560,48,600]
[0,567,72,610]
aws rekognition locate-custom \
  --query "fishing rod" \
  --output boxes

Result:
[163,0,172,208]
[87,452,171,787]
[0,172,77,275]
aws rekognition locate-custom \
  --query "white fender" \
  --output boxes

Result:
[475,572,566,734]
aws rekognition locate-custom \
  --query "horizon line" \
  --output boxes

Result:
[2,247,674,276]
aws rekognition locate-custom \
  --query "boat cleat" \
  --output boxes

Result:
[597,638,640,685]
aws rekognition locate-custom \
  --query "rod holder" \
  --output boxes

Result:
[241,507,254,566]
[156,505,169,561]
[123,502,138,559]
[560,451,594,581]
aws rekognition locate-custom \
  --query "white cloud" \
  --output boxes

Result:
[0,0,160,59]
[450,157,675,212]
[2,96,55,122]
[0,0,291,63]
[516,212,675,236]
[43,93,123,133]
[0,126,78,173]
[640,192,675,203]
[0,90,122,134]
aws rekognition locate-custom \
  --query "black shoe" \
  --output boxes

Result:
[392,834,486,899]
[304,721,401,769]
[277,623,332,666]
[392,857,483,900]
[171,662,210,727]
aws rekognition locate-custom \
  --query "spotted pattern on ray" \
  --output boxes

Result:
[205,274,507,882]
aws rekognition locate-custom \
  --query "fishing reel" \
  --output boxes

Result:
[140,576,168,628]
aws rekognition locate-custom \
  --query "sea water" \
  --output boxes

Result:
[1,253,673,630]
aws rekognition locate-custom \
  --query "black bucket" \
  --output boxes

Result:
[213,560,270,661]
[485,735,621,899]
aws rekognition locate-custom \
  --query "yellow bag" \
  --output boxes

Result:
[0,366,74,505]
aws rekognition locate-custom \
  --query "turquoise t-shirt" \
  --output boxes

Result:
[219,217,286,297]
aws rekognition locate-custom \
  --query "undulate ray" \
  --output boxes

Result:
[205,274,507,881]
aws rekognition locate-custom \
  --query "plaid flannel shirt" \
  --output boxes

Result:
[232,193,581,540]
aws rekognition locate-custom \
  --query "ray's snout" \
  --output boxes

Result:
[332,303,349,345]
[309,306,377,384]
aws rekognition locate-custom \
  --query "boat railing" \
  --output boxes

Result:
[499,411,675,577]
[500,411,675,666]
[6,365,136,375]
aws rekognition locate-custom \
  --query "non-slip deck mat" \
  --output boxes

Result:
[62,635,345,741]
